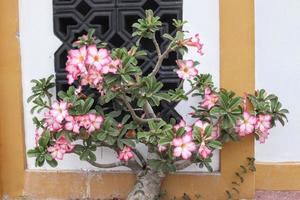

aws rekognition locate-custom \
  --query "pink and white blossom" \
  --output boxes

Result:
[236,112,257,136]
[198,142,212,159]
[258,131,269,144]
[201,87,219,110]
[173,119,192,135]
[172,134,196,160]
[255,114,272,133]
[49,101,69,123]
[176,60,198,80]
[86,113,104,133]
[47,144,66,160]
[66,64,81,84]
[101,59,121,74]
[67,46,87,67]
[158,144,167,153]
[118,146,134,161]
[86,45,111,70]
[194,119,209,137]
[64,116,81,133]
[34,128,43,146]
[211,125,220,140]
[44,111,63,132]
[48,135,74,160]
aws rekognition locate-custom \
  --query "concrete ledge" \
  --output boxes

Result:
[256,162,300,190]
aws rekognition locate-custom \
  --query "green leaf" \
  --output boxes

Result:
[96,132,107,141]
[46,159,58,168]
[208,140,222,149]
[106,136,116,145]
[73,145,85,155]
[120,139,136,148]
[80,150,89,161]
[83,97,94,113]
[27,149,40,157]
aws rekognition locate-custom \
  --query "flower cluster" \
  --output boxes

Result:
[65,113,104,134]
[66,45,121,92]
[45,101,69,132]
[47,136,74,160]
[201,87,219,110]
[236,112,272,143]
[118,146,134,161]
[43,101,104,135]
[164,119,221,160]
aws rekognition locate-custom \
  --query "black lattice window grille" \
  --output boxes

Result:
[53,0,183,121]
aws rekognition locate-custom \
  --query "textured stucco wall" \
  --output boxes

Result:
[255,0,300,162]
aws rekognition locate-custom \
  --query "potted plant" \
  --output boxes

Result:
[27,10,288,200]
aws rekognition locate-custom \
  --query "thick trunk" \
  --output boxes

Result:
[127,170,165,200]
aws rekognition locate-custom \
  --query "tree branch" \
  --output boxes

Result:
[120,95,161,124]
[132,149,147,169]
[152,36,161,56]
[143,100,157,118]
[87,159,142,172]
[185,85,198,96]
[87,160,124,168]
[174,160,192,170]
[149,42,173,77]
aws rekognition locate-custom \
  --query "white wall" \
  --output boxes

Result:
[20,0,220,171]
[255,0,300,162]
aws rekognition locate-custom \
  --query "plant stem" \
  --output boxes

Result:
[174,160,192,170]
[185,85,198,96]
[149,42,173,77]
[87,160,124,168]
[120,95,161,124]
[152,36,161,56]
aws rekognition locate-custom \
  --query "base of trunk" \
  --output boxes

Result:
[127,170,165,200]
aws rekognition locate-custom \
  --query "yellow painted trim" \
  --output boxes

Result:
[0,0,26,198]
[1,0,255,199]
[256,162,300,191]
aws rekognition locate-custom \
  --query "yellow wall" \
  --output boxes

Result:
[0,0,26,197]
[0,0,256,199]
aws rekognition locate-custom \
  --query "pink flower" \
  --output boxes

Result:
[49,101,69,123]
[172,134,196,160]
[48,136,74,160]
[173,119,192,135]
[211,125,220,139]
[86,45,111,70]
[255,114,272,133]
[101,59,121,74]
[236,112,257,136]
[201,87,219,110]
[67,46,87,68]
[66,64,81,84]
[64,116,81,133]
[194,119,209,137]
[75,86,82,95]
[81,67,103,88]
[44,111,62,132]
[118,146,134,161]
[198,142,212,159]
[258,131,269,144]
[48,144,66,160]
[56,135,74,152]
[184,34,204,56]
[34,128,43,146]
[158,144,167,153]
[176,60,198,80]
[86,113,104,133]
